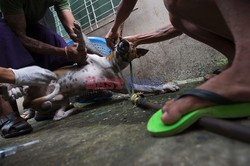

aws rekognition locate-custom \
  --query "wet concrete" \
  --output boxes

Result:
[0,82,250,166]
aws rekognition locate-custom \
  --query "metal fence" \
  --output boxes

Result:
[51,0,121,41]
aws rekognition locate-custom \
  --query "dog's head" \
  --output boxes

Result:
[115,39,149,62]
[106,39,149,63]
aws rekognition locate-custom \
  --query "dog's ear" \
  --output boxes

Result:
[136,48,149,57]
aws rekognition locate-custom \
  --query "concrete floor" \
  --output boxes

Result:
[0,83,250,166]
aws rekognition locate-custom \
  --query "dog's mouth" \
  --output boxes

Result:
[116,39,130,53]
[115,39,135,62]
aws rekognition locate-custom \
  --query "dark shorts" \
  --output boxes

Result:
[0,18,72,71]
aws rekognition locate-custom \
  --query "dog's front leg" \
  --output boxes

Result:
[132,82,179,93]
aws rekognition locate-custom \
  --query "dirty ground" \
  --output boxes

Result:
[0,82,250,166]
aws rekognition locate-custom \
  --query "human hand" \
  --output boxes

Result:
[123,35,139,47]
[69,21,85,45]
[10,66,57,86]
[105,28,119,50]
[0,85,24,101]
[8,87,23,100]
[65,43,88,65]
[72,21,86,51]
[69,32,78,42]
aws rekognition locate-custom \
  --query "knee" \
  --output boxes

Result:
[164,0,182,14]
[169,14,183,30]
[169,14,199,35]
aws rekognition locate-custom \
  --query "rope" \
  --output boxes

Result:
[115,22,138,101]
[129,62,134,95]
[114,61,134,97]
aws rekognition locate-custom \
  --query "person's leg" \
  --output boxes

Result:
[169,13,235,66]
[0,18,36,137]
[0,97,32,138]
[0,98,13,115]
[169,14,235,80]
[161,0,250,124]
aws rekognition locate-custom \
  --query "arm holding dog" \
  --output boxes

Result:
[4,14,86,65]
[105,0,138,49]
[4,14,66,57]
[1,0,87,65]
[55,0,78,42]
[56,6,87,63]
[0,66,57,101]
[105,0,182,48]
[124,24,183,47]
[57,9,78,42]
[0,67,15,84]
[0,66,57,86]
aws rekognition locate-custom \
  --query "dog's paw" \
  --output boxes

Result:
[21,108,35,120]
[162,83,180,92]
[53,106,79,121]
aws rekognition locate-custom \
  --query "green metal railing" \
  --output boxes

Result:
[51,0,121,41]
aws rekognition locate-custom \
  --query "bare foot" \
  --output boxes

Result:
[161,67,250,125]
[204,73,218,81]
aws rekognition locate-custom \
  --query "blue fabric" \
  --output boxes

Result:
[67,37,111,56]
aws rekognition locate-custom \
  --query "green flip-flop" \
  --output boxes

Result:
[147,89,250,136]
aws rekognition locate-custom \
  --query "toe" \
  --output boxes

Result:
[161,96,214,125]
[162,99,174,113]
[161,101,183,125]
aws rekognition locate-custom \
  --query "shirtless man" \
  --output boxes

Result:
[105,0,250,125]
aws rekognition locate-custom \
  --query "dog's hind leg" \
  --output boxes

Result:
[73,21,86,51]
[53,101,80,121]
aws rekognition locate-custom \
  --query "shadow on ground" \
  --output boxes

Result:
[1,82,250,166]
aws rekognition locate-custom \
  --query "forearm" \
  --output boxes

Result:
[18,34,66,57]
[57,9,76,40]
[4,14,66,57]
[111,0,138,32]
[131,24,183,45]
[0,67,15,84]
